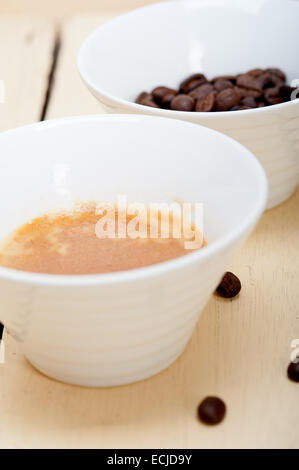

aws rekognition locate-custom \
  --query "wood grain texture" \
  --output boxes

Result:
[0,16,56,131]
[45,14,121,119]
[0,13,298,449]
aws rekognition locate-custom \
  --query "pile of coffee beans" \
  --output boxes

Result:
[136,68,295,112]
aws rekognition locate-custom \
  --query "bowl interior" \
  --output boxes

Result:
[78,0,298,103]
[0,115,266,250]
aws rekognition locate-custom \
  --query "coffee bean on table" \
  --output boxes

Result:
[170,94,195,111]
[216,88,240,111]
[197,396,226,425]
[195,91,216,112]
[287,361,299,383]
[214,78,234,92]
[179,73,207,94]
[152,86,177,105]
[216,271,241,298]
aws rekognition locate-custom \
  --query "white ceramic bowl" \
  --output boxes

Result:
[0,115,267,386]
[78,0,299,209]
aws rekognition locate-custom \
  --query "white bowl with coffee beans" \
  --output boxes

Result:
[78,0,299,209]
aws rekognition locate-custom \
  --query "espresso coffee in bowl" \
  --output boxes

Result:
[0,114,267,386]
[0,203,205,275]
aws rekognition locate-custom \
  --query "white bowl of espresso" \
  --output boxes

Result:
[77,0,299,209]
[0,115,267,386]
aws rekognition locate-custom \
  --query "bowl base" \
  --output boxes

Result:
[25,343,189,388]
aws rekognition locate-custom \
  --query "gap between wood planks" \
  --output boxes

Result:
[0,30,62,341]
[40,32,61,121]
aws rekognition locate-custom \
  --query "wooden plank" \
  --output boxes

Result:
[45,14,120,119]
[0,16,56,131]
[1,13,298,449]
[0,16,56,448]
[0,0,160,20]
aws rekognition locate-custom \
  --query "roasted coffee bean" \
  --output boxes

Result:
[135,92,151,104]
[267,73,285,87]
[280,85,296,101]
[216,88,240,111]
[141,98,160,108]
[161,92,178,108]
[197,397,226,425]
[214,79,234,92]
[266,67,286,83]
[170,94,195,111]
[136,67,290,112]
[189,83,214,99]
[248,68,264,76]
[216,271,241,298]
[237,71,272,91]
[236,87,263,99]
[231,105,251,111]
[195,91,216,112]
[179,73,207,94]
[152,86,177,105]
[135,92,160,108]
[241,96,257,108]
[264,86,284,105]
[287,361,299,383]
[211,75,236,84]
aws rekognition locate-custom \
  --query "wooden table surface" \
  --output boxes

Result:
[0,13,298,449]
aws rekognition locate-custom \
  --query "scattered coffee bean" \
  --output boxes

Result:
[216,88,240,111]
[197,396,226,425]
[136,67,292,112]
[287,361,299,383]
[216,271,241,298]
[179,73,207,94]
[170,94,195,111]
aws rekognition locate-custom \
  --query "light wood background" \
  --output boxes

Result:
[0,11,298,449]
